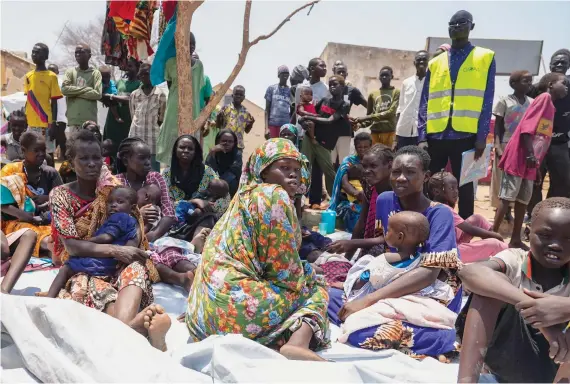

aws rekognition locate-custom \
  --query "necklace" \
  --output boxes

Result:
[124,174,145,189]
[23,163,41,185]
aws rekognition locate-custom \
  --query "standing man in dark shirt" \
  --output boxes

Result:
[418,10,496,219]
[332,63,367,165]
[301,75,351,206]
[527,49,570,208]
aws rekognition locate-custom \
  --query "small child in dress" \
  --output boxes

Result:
[343,164,363,204]
[137,184,162,232]
[296,87,319,144]
[47,186,141,298]
[345,211,454,303]
[428,170,507,263]
[101,139,114,168]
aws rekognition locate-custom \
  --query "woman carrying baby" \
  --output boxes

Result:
[49,130,169,350]
[115,137,204,292]
[328,146,462,360]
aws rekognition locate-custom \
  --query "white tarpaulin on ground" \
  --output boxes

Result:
[1,259,459,383]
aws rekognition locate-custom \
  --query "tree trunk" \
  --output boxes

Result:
[175,1,204,136]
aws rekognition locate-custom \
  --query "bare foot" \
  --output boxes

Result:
[144,305,171,351]
[177,312,186,323]
[508,241,529,251]
[182,270,194,292]
[279,344,326,362]
[190,228,211,253]
[129,304,158,335]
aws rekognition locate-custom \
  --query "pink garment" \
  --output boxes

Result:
[150,247,187,269]
[498,93,555,181]
[453,212,508,263]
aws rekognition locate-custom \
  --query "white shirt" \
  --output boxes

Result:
[56,78,67,124]
[395,75,425,137]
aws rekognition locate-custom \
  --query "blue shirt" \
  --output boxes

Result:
[418,43,496,143]
[264,84,291,127]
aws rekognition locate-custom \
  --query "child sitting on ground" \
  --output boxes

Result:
[344,211,454,303]
[458,197,570,383]
[296,87,319,144]
[429,170,507,263]
[47,186,141,298]
[492,72,568,249]
[175,179,229,223]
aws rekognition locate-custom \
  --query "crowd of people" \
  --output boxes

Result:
[1,8,570,383]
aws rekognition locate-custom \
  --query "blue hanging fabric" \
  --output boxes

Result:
[151,10,178,86]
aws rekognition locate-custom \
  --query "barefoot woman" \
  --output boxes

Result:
[187,139,330,361]
[49,130,168,348]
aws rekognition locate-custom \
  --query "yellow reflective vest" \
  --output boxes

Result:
[427,46,495,134]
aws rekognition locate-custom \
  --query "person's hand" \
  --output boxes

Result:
[245,125,253,134]
[526,154,537,168]
[492,232,504,242]
[211,144,225,154]
[189,199,213,212]
[535,168,542,186]
[115,117,124,124]
[139,204,160,225]
[474,140,486,160]
[112,245,148,265]
[202,125,210,137]
[326,240,355,254]
[355,190,368,205]
[338,297,372,322]
[540,325,569,364]
[516,289,570,328]
[32,195,49,205]
[47,123,56,141]
[494,145,503,159]
[391,140,398,151]
[419,141,428,151]
[264,129,271,140]
[31,216,44,225]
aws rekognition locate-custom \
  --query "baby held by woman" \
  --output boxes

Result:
[338,211,457,342]
[47,186,157,297]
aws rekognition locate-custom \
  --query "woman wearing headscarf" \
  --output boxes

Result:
[186,139,329,361]
[204,129,242,197]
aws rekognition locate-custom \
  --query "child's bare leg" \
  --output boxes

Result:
[1,230,36,294]
[173,260,196,292]
[458,294,504,383]
[143,304,171,351]
[554,362,569,383]
[190,227,211,254]
[492,199,510,233]
[156,263,194,292]
[46,264,73,298]
[280,320,326,362]
[509,201,529,250]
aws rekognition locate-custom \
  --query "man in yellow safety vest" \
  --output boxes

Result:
[418,10,495,219]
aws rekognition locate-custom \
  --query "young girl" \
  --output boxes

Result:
[47,186,141,298]
[429,170,506,263]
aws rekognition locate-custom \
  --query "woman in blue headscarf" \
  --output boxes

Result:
[329,132,372,232]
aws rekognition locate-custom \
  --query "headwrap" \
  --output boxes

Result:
[278,65,289,75]
[279,124,299,148]
[239,138,309,197]
[290,65,309,83]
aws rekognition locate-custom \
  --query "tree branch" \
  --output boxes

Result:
[193,0,318,132]
[249,0,319,46]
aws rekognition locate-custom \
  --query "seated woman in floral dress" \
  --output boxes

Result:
[186,139,330,361]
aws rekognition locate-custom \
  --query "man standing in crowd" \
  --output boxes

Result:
[332,62,367,164]
[356,66,400,147]
[61,44,102,139]
[264,65,291,139]
[394,50,428,150]
[418,10,496,219]
[48,64,67,160]
[527,49,570,208]
[25,43,62,166]
[217,85,255,159]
